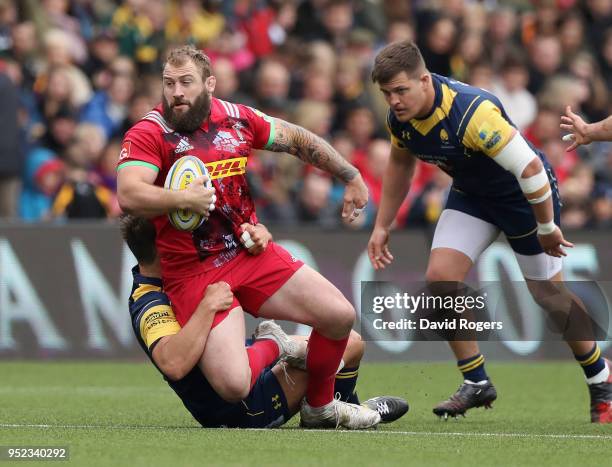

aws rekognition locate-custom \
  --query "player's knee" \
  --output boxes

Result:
[425,267,451,283]
[312,298,354,336]
[334,301,355,332]
[530,288,573,314]
[215,371,251,403]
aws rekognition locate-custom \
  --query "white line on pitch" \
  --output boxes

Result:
[1,424,611,440]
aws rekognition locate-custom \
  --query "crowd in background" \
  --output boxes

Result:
[0,0,610,230]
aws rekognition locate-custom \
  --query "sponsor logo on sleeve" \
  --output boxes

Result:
[119,141,131,160]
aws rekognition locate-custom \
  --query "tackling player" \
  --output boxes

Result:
[116,45,377,429]
[120,215,408,428]
[367,40,612,423]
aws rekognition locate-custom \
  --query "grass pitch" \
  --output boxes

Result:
[1,361,610,466]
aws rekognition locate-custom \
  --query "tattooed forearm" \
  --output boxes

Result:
[268,118,359,183]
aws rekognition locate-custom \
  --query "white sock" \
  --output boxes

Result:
[587,362,610,385]
[464,379,488,385]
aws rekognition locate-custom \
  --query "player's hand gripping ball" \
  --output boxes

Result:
[164,155,215,231]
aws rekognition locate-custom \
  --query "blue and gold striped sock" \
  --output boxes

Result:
[457,354,488,383]
[334,366,360,403]
[575,344,606,380]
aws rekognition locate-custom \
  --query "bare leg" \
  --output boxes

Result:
[426,248,478,360]
[526,270,595,355]
[199,307,251,403]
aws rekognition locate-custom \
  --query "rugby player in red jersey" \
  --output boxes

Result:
[117,45,378,429]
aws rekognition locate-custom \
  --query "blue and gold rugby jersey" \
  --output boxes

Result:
[128,266,234,426]
[386,74,552,198]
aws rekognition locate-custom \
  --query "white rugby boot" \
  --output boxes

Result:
[300,397,381,429]
[254,320,307,362]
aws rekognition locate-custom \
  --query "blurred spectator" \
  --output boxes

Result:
[302,70,334,103]
[80,70,134,139]
[525,106,564,148]
[540,139,579,186]
[485,6,518,67]
[230,0,295,58]
[418,15,457,76]
[36,65,79,125]
[467,62,494,90]
[334,54,369,131]
[294,100,333,138]
[491,51,537,131]
[0,0,16,55]
[538,75,586,115]
[386,20,415,44]
[254,59,290,108]
[450,32,485,83]
[166,0,224,49]
[205,26,255,72]
[212,57,252,104]
[111,0,152,59]
[294,170,338,227]
[343,105,378,158]
[528,35,563,95]
[0,70,21,218]
[599,28,612,89]
[358,139,390,226]
[26,0,88,65]
[51,140,113,220]
[567,51,609,122]
[558,13,586,65]
[9,21,38,89]
[525,0,562,39]
[39,105,78,155]
[407,168,452,227]
[584,0,612,53]
[36,29,92,108]
[19,146,63,221]
[315,0,354,50]
[2,0,609,228]
[84,30,121,90]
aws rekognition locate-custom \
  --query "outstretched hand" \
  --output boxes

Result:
[368,226,394,270]
[560,106,590,151]
[538,227,574,258]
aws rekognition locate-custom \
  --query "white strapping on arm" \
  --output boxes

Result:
[492,133,551,203]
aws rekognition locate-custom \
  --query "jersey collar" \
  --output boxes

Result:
[131,265,163,287]
[413,74,442,122]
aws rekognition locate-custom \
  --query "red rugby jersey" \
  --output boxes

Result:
[118,98,275,278]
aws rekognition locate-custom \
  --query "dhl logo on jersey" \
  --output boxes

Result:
[205,157,247,180]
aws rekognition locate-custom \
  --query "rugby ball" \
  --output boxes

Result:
[164,155,212,231]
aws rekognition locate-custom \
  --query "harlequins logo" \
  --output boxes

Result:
[212,131,242,153]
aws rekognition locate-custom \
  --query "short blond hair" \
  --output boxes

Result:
[165,45,212,79]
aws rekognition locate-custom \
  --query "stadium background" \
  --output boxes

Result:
[1,1,611,465]
[0,0,609,358]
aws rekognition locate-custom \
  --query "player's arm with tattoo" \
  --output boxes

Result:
[267,118,368,221]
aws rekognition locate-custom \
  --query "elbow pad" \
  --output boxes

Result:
[493,134,551,204]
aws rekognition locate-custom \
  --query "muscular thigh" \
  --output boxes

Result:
[430,209,498,281]
[257,264,353,329]
[199,307,249,391]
